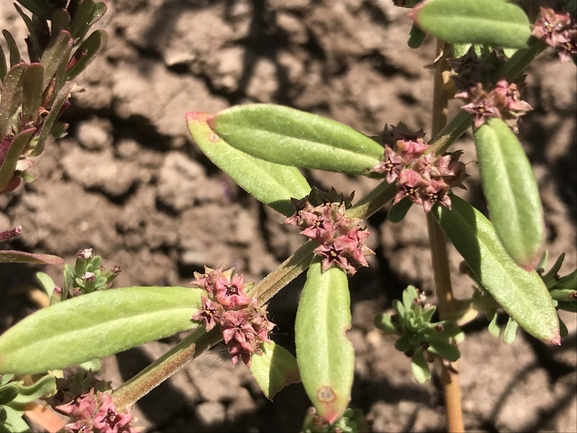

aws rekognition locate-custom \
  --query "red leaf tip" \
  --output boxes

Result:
[185,111,212,123]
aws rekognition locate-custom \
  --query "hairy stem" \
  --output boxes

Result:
[112,327,220,410]
[428,39,464,433]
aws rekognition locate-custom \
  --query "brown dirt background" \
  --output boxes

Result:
[1,1,576,432]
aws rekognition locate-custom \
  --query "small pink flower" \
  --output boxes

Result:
[532,7,577,62]
[394,169,427,206]
[396,139,430,162]
[93,393,133,433]
[192,296,224,331]
[422,179,451,213]
[214,273,252,309]
[56,389,97,419]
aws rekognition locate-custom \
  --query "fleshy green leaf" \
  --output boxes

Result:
[295,260,354,424]
[474,118,544,270]
[427,339,460,362]
[408,23,427,48]
[0,286,204,374]
[186,112,311,216]
[411,350,431,383]
[412,0,531,49]
[249,341,301,400]
[207,104,383,175]
[40,30,72,92]
[432,195,559,344]
[0,44,7,82]
[21,64,44,123]
[487,311,501,338]
[11,375,56,405]
[0,128,36,192]
[0,384,18,406]
[0,64,26,139]
[2,31,21,67]
[70,0,108,40]
[65,29,108,81]
[503,317,519,344]
[387,197,413,223]
[0,406,29,433]
[15,0,58,20]
[33,81,74,156]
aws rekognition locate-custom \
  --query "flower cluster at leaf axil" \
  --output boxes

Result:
[284,189,374,275]
[56,390,140,433]
[61,248,121,300]
[51,371,140,433]
[191,267,275,367]
[532,6,577,63]
[448,48,534,131]
[372,124,468,213]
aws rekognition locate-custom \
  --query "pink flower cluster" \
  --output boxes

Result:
[533,7,577,63]
[372,125,468,213]
[56,390,140,433]
[191,267,275,367]
[458,80,533,130]
[284,192,373,275]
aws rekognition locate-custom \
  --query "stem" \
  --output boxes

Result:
[112,327,220,410]
[428,39,464,433]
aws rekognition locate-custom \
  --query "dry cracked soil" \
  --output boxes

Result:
[0,1,576,432]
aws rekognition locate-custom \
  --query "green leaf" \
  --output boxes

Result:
[432,195,559,344]
[0,286,204,374]
[15,0,58,20]
[474,118,544,270]
[21,64,44,123]
[40,30,72,92]
[12,375,56,405]
[0,384,18,406]
[32,81,74,156]
[410,350,431,383]
[249,341,301,400]
[13,4,43,62]
[207,104,383,175]
[295,260,354,424]
[70,0,108,40]
[36,272,57,298]
[408,23,426,49]
[0,406,29,433]
[65,29,108,81]
[0,129,36,192]
[412,0,531,49]
[0,44,7,82]
[487,310,501,338]
[387,197,413,223]
[2,31,21,68]
[186,112,311,216]
[502,317,519,344]
[426,339,460,362]
[0,64,26,139]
